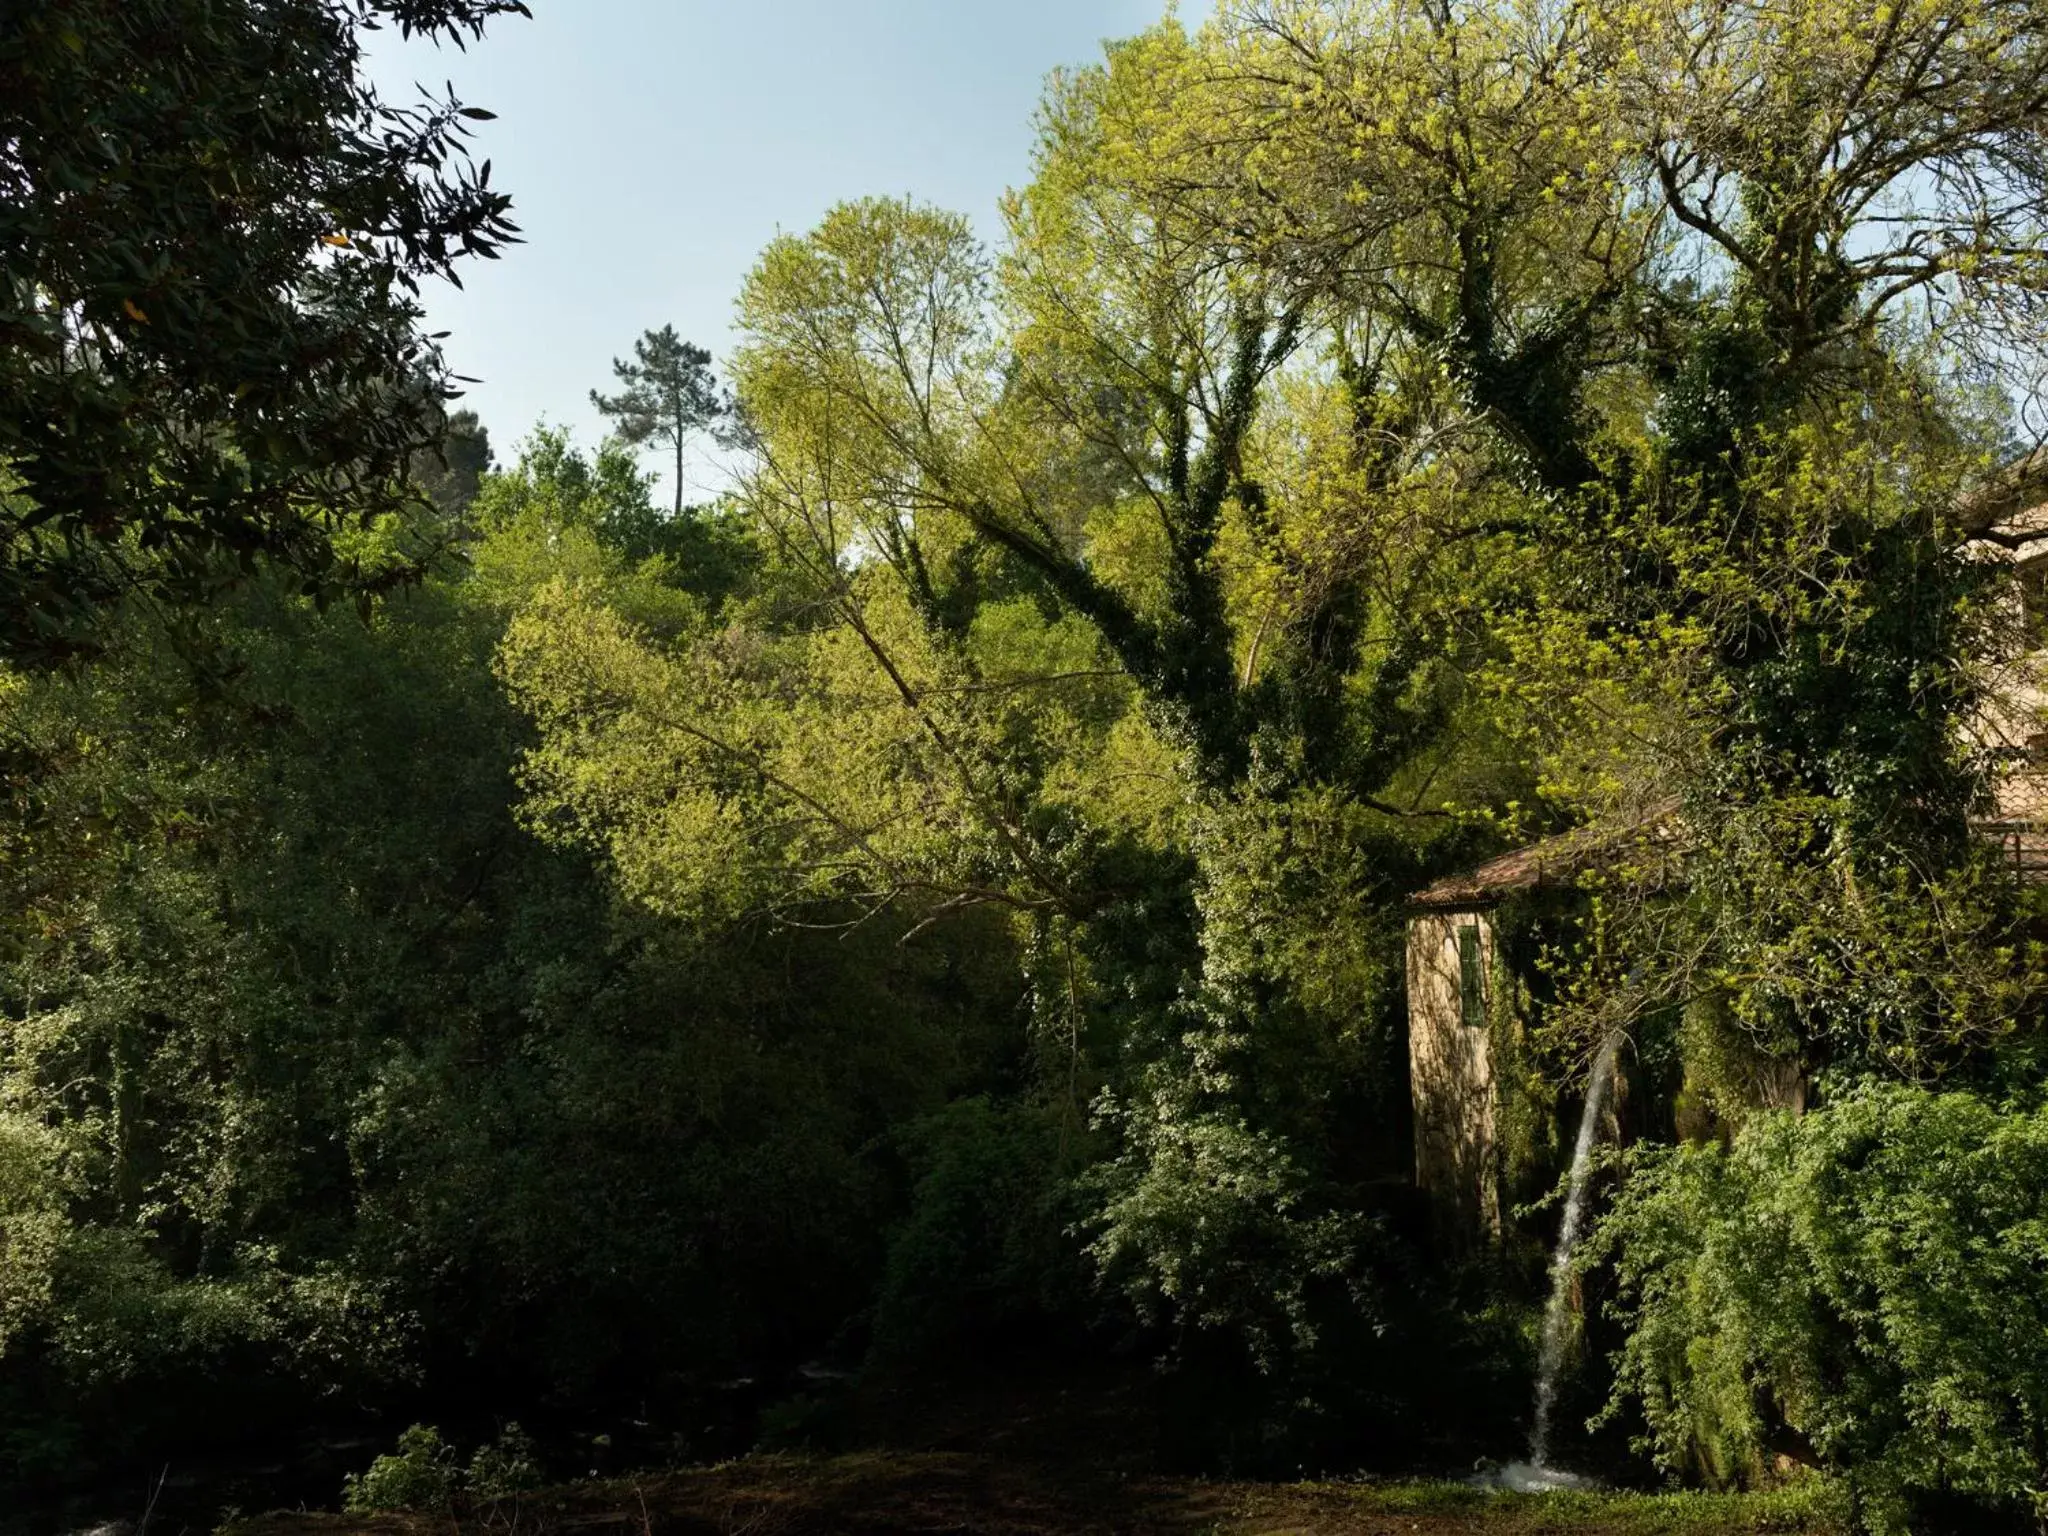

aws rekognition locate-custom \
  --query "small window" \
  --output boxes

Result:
[1458,924,1485,1028]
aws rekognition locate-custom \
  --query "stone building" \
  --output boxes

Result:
[1405,897,1501,1244]
[1405,816,1677,1246]
[1405,459,2048,1243]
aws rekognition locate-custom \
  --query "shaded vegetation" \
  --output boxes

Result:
[8,0,2048,1531]
[221,1452,1854,1536]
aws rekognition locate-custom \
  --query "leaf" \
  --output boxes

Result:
[121,300,149,324]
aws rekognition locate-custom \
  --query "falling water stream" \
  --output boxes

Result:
[1482,1030,1624,1493]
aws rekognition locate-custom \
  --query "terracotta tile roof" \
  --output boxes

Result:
[1958,448,2048,534]
[1415,803,2048,911]
[1410,802,1683,909]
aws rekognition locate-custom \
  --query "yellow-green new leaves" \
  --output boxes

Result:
[735,200,1036,570]
[1067,0,2048,489]
[497,573,1157,932]
[1115,3,1650,329]
[1608,0,2048,333]
[1211,0,2048,372]
[737,201,990,457]
[501,577,947,927]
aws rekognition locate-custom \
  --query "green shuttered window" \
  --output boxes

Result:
[1458,924,1484,1028]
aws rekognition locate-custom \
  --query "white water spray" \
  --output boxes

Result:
[1465,1032,1626,1492]
[1473,1034,1623,1493]
[1526,1029,1623,1476]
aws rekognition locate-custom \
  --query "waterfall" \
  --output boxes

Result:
[1527,1029,1624,1474]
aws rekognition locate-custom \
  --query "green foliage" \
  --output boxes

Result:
[0,1112,67,1355]
[411,409,496,519]
[10,0,2048,1508]
[470,425,754,610]
[466,1422,545,1499]
[870,1098,1086,1363]
[1086,1092,1373,1367]
[1081,791,1417,1376]
[342,1424,459,1514]
[490,7,2048,1474]
[1595,1086,2048,1531]
[0,0,527,663]
[0,431,1011,1470]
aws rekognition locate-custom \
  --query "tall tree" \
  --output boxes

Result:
[504,4,2048,1466]
[409,407,495,518]
[0,437,1002,1476]
[589,325,727,517]
[509,178,1498,1439]
[0,0,528,664]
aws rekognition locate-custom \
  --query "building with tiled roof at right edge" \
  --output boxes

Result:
[1404,451,2048,1251]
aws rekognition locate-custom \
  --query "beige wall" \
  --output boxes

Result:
[1406,910,1500,1246]
[1968,513,2048,802]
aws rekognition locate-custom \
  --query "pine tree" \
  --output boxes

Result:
[589,326,727,517]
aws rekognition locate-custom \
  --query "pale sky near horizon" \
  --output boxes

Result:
[371,2,1200,506]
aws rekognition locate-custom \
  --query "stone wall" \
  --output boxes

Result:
[1405,908,1501,1247]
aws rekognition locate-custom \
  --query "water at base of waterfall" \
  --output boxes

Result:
[1467,1460,1598,1492]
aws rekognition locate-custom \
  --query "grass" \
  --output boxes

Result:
[1254,1477,1849,1532]
[219,1452,1852,1536]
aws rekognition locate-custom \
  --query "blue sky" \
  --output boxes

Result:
[371,1,1195,504]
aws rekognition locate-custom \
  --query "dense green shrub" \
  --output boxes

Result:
[1595,1085,2048,1532]
[0,436,1022,1474]
[342,1425,459,1514]
[466,1423,545,1499]
[340,1422,544,1511]
[870,1097,1086,1362]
